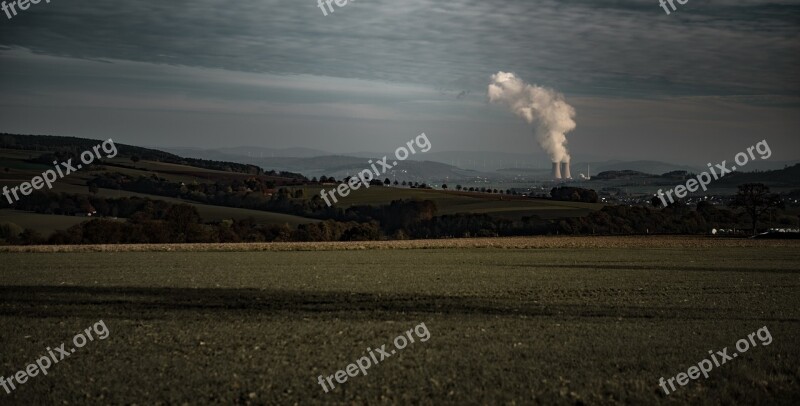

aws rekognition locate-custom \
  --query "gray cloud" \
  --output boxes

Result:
[0,0,798,162]
[1,0,798,96]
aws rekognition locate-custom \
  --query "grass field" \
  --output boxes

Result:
[297,185,602,220]
[0,210,91,235]
[88,187,318,226]
[0,152,320,233]
[0,237,798,404]
[0,196,317,235]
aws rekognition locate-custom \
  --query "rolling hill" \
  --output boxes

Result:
[0,134,604,237]
[0,136,321,236]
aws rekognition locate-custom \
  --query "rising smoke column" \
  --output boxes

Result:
[487,72,576,164]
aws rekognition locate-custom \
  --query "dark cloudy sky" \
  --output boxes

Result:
[1,0,798,165]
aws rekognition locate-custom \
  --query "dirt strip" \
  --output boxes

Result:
[2,235,798,253]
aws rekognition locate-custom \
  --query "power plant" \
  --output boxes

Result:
[551,162,561,179]
[488,72,577,183]
[552,161,571,180]
[561,161,571,180]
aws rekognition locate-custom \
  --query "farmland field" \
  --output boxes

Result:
[0,210,90,235]
[0,237,799,404]
[297,185,602,220]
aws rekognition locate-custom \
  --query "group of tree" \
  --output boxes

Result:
[2,158,794,245]
[449,185,518,195]
[550,187,599,203]
[650,183,786,235]
[90,173,324,217]
[0,193,385,244]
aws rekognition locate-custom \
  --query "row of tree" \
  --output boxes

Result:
[3,187,792,245]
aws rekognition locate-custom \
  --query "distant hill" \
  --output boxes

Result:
[593,170,654,180]
[591,159,800,175]
[165,147,486,183]
[217,146,328,158]
[161,145,800,186]
[0,135,609,242]
[1,133,279,177]
[591,164,800,189]
[584,160,698,175]
[716,163,800,188]
[164,147,698,183]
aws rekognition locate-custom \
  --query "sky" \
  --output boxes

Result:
[0,0,798,165]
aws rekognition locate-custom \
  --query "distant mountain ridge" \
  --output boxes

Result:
[162,145,800,183]
[218,146,328,158]
[164,147,481,182]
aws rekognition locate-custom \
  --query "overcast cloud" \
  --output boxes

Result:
[0,0,798,164]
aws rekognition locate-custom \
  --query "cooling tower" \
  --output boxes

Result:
[561,162,571,179]
[552,162,562,179]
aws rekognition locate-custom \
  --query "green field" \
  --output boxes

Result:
[298,185,602,219]
[0,150,319,233]
[86,187,319,226]
[0,210,91,235]
[1,238,798,404]
[0,196,317,235]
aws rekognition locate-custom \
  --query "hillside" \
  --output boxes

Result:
[1,133,306,180]
[293,185,601,220]
[715,163,800,188]
[0,135,607,240]
[165,147,484,182]
[0,135,322,237]
[2,135,798,246]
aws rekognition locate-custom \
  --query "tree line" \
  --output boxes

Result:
[2,184,793,245]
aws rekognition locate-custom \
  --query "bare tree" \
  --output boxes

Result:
[731,183,783,235]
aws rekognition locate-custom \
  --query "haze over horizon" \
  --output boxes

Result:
[1,0,798,166]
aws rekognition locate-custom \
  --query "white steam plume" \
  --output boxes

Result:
[488,71,576,163]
